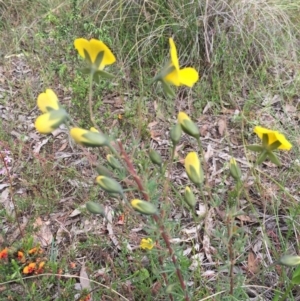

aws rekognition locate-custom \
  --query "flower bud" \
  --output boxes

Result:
[170,123,182,145]
[185,152,204,185]
[229,158,241,181]
[96,176,123,195]
[96,165,112,177]
[178,112,199,138]
[184,186,196,209]
[70,128,108,147]
[279,255,300,267]
[86,201,105,215]
[130,199,157,215]
[107,154,122,170]
[149,149,163,166]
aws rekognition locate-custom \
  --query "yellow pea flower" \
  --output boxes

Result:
[70,128,108,147]
[164,38,199,87]
[140,238,154,250]
[254,126,292,150]
[74,38,116,71]
[37,89,60,113]
[184,152,203,185]
[35,109,68,134]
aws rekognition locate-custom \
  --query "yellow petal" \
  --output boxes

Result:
[70,127,107,146]
[35,109,67,134]
[37,89,60,113]
[184,152,203,184]
[164,68,180,86]
[70,128,90,144]
[274,132,292,150]
[178,112,191,124]
[169,38,179,70]
[179,67,199,87]
[90,39,116,69]
[140,238,154,250]
[74,38,116,70]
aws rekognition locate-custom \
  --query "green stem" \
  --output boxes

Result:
[278,282,294,301]
[88,71,97,129]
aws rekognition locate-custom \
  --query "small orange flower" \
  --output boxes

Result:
[23,262,36,274]
[0,248,8,259]
[70,262,76,269]
[28,247,38,255]
[35,261,45,274]
[80,294,91,301]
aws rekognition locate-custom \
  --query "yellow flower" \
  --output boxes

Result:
[140,238,154,250]
[70,128,108,147]
[37,89,60,113]
[74,38,116,70]
[184,152,203,184]
[35,109,68,134]
[164,38,199,87]
[177,112,199,138]
[254,126,292,150]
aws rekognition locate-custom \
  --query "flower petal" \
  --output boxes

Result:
[37,89,60,113]
[184,152,203,184]
[164,68,180,86]
[274,132,292,150]
[74,38,116,70]
[70,128,108,147]
[179,67,199,87]
[169,38,179,70]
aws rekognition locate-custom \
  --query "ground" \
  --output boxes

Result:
[0,1,300,301]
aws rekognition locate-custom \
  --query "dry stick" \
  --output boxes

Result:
[0,150,23,237]
[118,141,189,301]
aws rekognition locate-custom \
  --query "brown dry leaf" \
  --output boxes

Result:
[147,121,158,129]
[284,104,297,113]
[203,209,215,263]
[217,119,227,136]
[236,215,254,222]
[33,217,53,247]
[80,263,92,290]
[247,250,260,274]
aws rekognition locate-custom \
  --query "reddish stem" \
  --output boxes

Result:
[118,141,189,301]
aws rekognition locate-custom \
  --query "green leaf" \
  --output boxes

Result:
[262,133,269,148]
[161,80,176,98]
[268,151,281,166]
[246,145,264,152]
[93,70,114,81]
[256,150,268,165]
